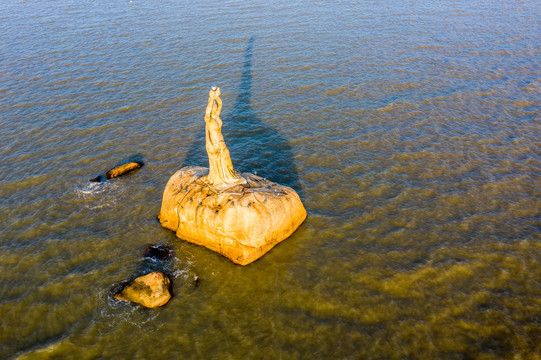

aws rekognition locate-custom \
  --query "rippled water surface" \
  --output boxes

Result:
[1,0,540,359]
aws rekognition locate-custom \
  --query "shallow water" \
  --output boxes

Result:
[1,0,540,359]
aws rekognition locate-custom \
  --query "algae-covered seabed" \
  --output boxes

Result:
[1,0,539,359]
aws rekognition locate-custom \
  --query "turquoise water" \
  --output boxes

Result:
[1,1,540,358]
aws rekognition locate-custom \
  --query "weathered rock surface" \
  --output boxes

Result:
[114,271,171,308]
[159,87,306,265]
[90,160,144,182]
[159,166,306,265]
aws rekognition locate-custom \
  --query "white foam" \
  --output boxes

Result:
[74,180,124,210]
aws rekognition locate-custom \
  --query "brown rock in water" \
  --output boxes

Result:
[160,167,306,265]
[159,87,306,265]
[106,161,143,179]
[114,271,171,308]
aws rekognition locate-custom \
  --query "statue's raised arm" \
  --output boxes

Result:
[204,86,222,123]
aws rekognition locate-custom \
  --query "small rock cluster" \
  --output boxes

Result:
[112,244,175,309]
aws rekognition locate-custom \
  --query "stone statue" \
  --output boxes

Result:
[203,87,246,189]
[159,87,306,265]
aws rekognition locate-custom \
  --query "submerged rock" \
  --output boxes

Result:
[143,244,173,261]
[90,175,106,183]
[113,271,172,308]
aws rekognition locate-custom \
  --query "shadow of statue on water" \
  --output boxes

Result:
[183,36,302,197]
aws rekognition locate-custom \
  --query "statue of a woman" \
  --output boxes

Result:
[159,85,306,265]
[203,87,246,190]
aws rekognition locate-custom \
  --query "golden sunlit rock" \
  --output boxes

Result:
[106,161,143,179]
[114,271,172,308]
[159,87,306,265]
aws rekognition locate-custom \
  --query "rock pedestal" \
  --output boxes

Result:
[159,87,306,265]
[159,166,306,265]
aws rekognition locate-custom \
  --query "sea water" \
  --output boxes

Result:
[1,0,539,358]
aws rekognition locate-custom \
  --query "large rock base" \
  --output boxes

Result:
[159,166,306,265]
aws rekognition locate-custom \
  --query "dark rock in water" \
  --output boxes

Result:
[90,175,106,183]
[143,244,173,261]
[113,271,172,308]
[109,281,129,298]
[106,161,144,179]
[194,275,201,288]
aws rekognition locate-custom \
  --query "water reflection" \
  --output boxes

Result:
[184,36,302,196]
